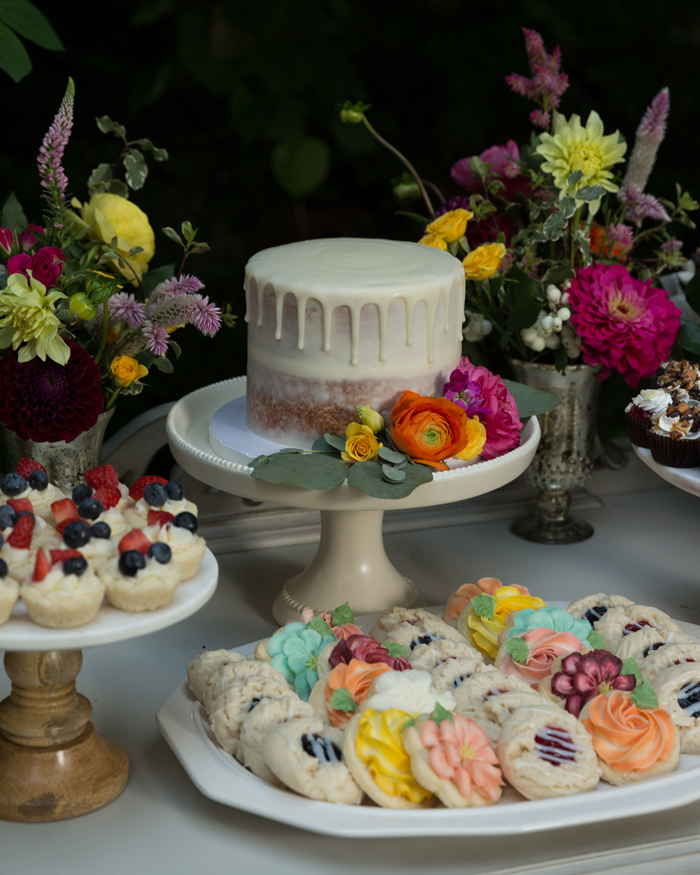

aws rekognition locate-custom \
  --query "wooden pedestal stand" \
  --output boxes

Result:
[0,649,128,821]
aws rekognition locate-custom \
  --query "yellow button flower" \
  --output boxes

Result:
[110,355,148,388]
[341,422,382,462]
[454,416,487,461]
[418,233,448,251]
[425,208,473,243]
[462,242,506,282]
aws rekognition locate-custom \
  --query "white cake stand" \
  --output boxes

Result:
[166,379,540,624]
[0,550,218,822]
[633,445,700,497]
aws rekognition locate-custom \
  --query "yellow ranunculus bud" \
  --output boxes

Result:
[425,208,473,243]
[357,405,385,434]
[462,242,506,282]
[111,355,148,388]
[454,416,487,461]
[74,193,155,283]
[341,422,382,462]
[418,234,448,251]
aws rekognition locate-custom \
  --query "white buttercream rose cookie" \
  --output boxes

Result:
[20,550,104,628]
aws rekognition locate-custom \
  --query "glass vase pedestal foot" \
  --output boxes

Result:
[510,488,593,545]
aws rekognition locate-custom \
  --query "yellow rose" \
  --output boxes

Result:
[462,242,506,281]
[357,405,385,434]
[341,422,382,462]
[418,234,448,251]
[454,416,487,461]
[425,208,473,243]
[71,193,155,283]
[110,355,148,388]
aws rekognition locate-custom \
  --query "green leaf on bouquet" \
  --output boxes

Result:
[133,138,169,161]
[162,226,184,246]
[1,191,27,230]
[559,196,577,219]
[88,163,112,193]
[0,19,30,82]
[575,184,606,202]
[0,0,63,50]
[543,209,567,241]
[311,437,338,453]
[106,179,129,198]
[96,115,126,140]
[330,689,357,713]
[395,211,431,227]
[141,264,175,296]
[323,433,348,453]
[346,459,431,499]
[378,447,406,465]
[502,379,559,419]
[152,356,174,373]
[123,148,148,190]
[677,322,700,358]
[250,452,348,490]
[330,602,354,627]
[381,464,406,483]
[504,267,542,332]
[567,170,584,188]
[542,264,575,286]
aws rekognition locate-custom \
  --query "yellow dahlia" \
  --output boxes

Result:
[536,110,626,202]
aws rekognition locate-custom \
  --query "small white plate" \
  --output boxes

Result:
[156,604,700,837]
[0,549,218,652]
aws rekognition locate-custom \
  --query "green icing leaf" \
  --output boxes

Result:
[402,717,415,729]
[586,630,606,649]
[430,702,454,725]
[504,637,529,664]
[471,594,495,621]
[382,642,408,659]
[621,658,643,685]
[306,616,333,637]
[330,689,358,713]
[330,602,354,627]
[631,681,659,710]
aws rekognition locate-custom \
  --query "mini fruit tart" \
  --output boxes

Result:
[20,549,105,628]
[77,464,134,515]
[0,558,19,625]
[98,529,183,612]
[142,510,205,580]
[0,460,66,522]
[123,477,197,529]
[49,515,118,573]
[0,510,40,582]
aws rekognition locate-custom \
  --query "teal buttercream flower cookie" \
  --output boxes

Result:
[268,622,336,700]
[506,606,594,646]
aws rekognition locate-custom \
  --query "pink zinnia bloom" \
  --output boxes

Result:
[568,264,681,386]
[143,321,169,356]
[108,292,145,328]
[190,294,222,336]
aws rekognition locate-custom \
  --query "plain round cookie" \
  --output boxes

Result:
[384,617,464,653]
[481,690,550,738]
[403,714,502,808]
[641,643,700,682]
[429,658,493,693]
[454,671,534,744]
[410,638,484,670]
[651,662,700,754]
[566,593,634,623]
[237,695,314,784]
[497,705,600,799]
[368,607,437,641]
[187,649,248,703]
[209,676,290,755]
[615,627,695,664]
[264,716,364,805]
[595,605,681,653]
[202,660,289,713]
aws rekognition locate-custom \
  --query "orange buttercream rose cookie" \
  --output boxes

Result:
[403,711,504,808]
[581,690,679,784]
[343,708,436,809]
[309,659,392,729]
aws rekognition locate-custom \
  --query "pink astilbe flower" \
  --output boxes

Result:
[190,295,222,336]
[108,292,145,328]
[618,183,670,227]
[506,28,569,115]
[623,88,670,192]
[37,79,75,229]
[568,263,681,386]
[607,224,634,249]
[529,109,551,130]
[142,322,169,356]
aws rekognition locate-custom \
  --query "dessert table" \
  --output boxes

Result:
[1,447,700,874]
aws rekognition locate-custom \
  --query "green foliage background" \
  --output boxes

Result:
[3,0,700,438]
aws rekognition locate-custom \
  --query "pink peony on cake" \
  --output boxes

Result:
[244,238,466,447]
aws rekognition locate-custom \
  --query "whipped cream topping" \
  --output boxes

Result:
[631,389,671,416]
[134,497,198,519]
[143,522,198,549]
[97,508,129,539]
[654,415,700,439]
[23,563,103,596]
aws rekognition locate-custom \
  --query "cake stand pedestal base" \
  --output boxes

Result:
[271,509,425,624]
[0,650,128,822]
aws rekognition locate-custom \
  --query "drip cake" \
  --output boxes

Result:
[243,237,465,447]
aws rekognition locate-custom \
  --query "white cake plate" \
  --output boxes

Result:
[166,378,540,624]
[0,550,218,822]
[633,445,700,497]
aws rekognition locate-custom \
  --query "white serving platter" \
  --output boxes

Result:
[0,549,218,651]
[633,445,700,498]
[156,602,700,837]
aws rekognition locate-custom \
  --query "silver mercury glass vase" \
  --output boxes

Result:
[1,408,115,494]
[508,359,600,545]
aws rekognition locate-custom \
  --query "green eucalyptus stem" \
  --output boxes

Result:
[94,301,110,365]
[570,206,582,267]
[360,115,435,218]
[105,385,122,409]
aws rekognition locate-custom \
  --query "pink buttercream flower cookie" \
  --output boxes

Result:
[403,709,504,808]
[494,628,586,689]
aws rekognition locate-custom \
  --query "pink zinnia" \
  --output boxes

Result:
[568,264,681,386]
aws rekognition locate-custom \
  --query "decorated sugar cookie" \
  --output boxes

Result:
[641,643,700,682]
[320,633,411,684]
[442,577,531,627]
[454,670,536,742]
[309,658,393,729]
[409,638,483,671]
[540,650,637,716]
[363,669,456,716]
[494,627,586,689]
[187,649,248,704]
[368,607,437,641]
[457,587,546,659]
[429,657,493,693]
[383,616,465,653]
[254,618,336,700]
[615,626,695,664]
[566,592,634,625]
[651,662,700,754]
[202,659,289,713]
[594,604,681,653]
[209,676,290,756]
[403,705,504,807]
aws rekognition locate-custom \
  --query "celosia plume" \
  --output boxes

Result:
[623,88,670,191]
[618,183,670,227]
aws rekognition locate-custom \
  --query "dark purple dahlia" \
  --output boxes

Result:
[0,340,104,442]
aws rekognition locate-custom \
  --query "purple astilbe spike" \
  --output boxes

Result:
[607,224,635,248]
[143,295,196,330]
[623,88,670,191]
[618,183,670,227]
[37,78,75,234]
[108,292,145,328]
[190,295,222,336]
[506,28,569,120]
[529,109,551,130]
[523,28,547,72]
[142,322,169,356]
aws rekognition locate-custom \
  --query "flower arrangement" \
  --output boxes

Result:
[0,79,233,443]
[339,27,700,387]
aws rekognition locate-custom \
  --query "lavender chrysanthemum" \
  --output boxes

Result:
[108,292,145,328]
[618,183,670,227]
[143,321,169,356]
[190,295,222,336]
[623,88,670,191]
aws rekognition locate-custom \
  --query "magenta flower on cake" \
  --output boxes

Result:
[568,264,681,386]
[444,358,522,460]
[0,339,104,442]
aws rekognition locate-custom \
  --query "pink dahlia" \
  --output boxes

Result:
[568,264,681,386]
[444,358,522,460]
[0,340,104,442]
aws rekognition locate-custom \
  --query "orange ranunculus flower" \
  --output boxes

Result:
[588,224,630,261]
[390,391,470,471]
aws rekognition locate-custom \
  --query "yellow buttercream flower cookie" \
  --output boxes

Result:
[458,586,546,660]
